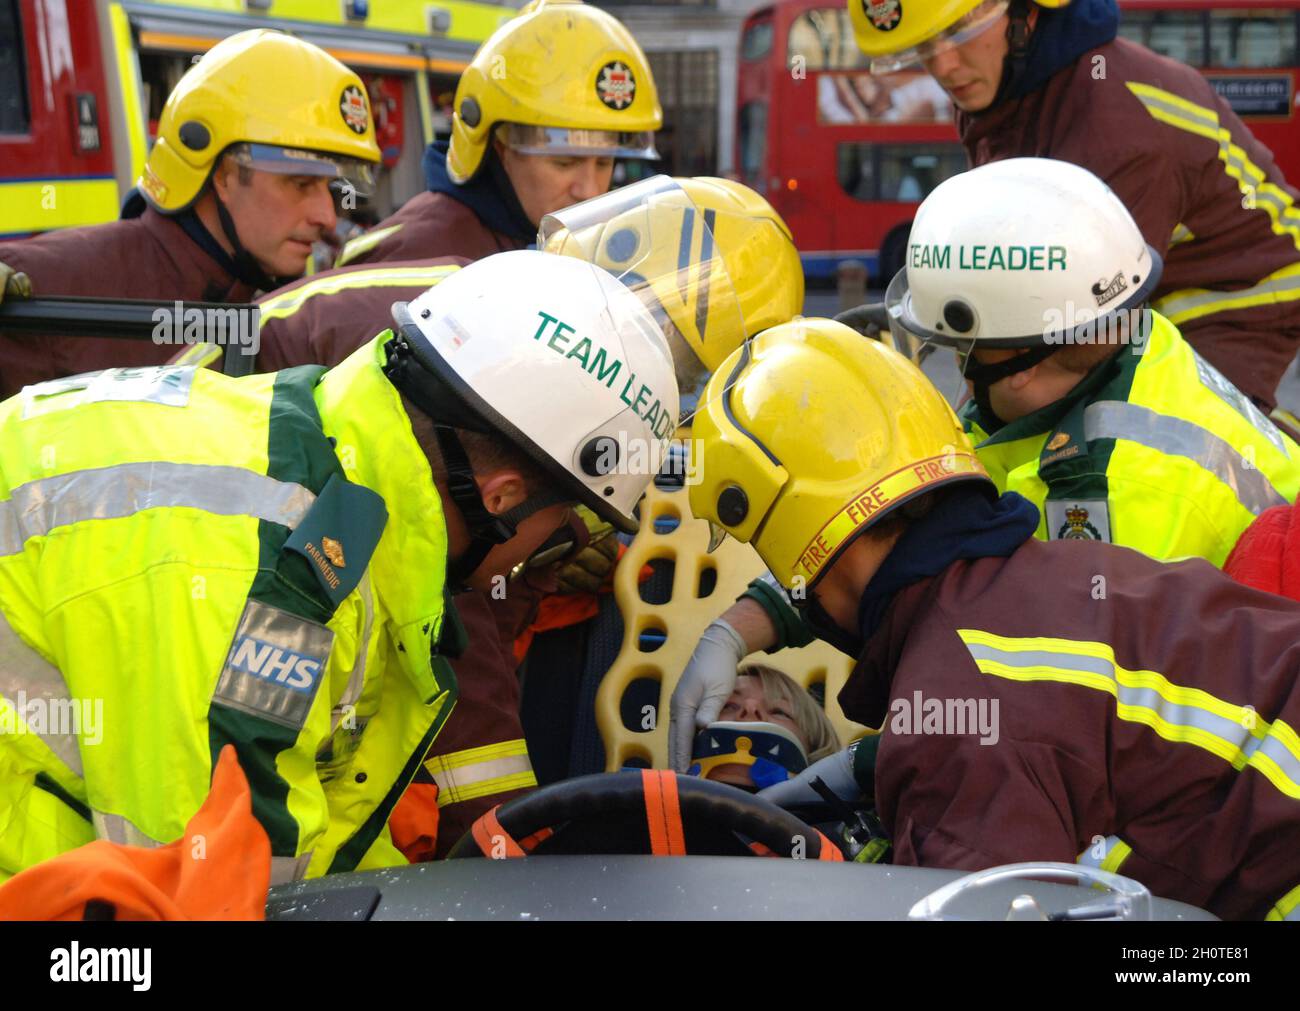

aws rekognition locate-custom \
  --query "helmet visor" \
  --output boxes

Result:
[883,266,953,357]
[869,0,1009,74]
[539,175,748,414]
[227,142,377,198]
[497,123,659,162]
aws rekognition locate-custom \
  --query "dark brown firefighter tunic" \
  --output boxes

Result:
[0,208,255,399]
[255,255,544,857]
[333,191,527,268]
[841,536,1300,921]
[254,258,467,371]
[961,37,1300,412]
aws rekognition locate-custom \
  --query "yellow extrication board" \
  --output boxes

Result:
[595,439,874,772]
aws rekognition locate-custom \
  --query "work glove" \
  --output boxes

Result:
[757,740,871,810]
[833,302,891,340]
[0,261,33,306]
[668,618,747,771]
[555,509,619,594]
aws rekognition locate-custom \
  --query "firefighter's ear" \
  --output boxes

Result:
[476,469,528,516]
[209,153,248,202]
[209,155,235,202]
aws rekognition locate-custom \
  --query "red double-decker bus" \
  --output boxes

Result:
[736,0,1300,284]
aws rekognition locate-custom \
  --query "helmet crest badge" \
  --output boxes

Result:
[863,0,903,31]
[340,85,369,134]
[596,61,637,110]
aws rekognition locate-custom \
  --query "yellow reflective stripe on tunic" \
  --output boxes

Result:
[1170,223,1195,246]
[335,225,403,267]
[1266,882,1300,921]
[1126,82,1300,250]
[1077,834,1133,873]
[0,462,316,558]
[957,629,1300,800]
[258,264,459,322]
[424,739,537,806]
[1154,262,1300,327]
[1084,400,1289,514]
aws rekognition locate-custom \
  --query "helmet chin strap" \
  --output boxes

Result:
[963,343,1057,430]
[380,330,574,591]
[212,189,288,292]
[433,423,570,591]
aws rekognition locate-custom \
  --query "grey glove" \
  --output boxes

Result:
[668,618,746,772]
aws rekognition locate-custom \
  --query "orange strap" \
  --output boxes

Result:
[470,805,526,859]
[641,770,687,856]
[747,841,778,858]
[815,830,845,862]
[518,826,555,853]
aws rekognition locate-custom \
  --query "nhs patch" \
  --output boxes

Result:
[213,599,334,731]
[228,636,323,693]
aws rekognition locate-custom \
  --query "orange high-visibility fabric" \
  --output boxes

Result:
[0,746,270,921]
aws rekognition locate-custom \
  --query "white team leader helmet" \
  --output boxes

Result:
[384,250,680,561]
[885,157,1163,357]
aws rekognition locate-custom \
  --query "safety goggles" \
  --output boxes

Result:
[496,123,659,162]
[226,142,377,199]
[869,0,1010,74]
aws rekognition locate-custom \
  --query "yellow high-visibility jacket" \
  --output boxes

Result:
[965,312,1300,565]
[0,336,459,884]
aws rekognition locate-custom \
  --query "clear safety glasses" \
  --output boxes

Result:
[226,142,377,198]
[869,0,1010,74]
[496,123,659,162]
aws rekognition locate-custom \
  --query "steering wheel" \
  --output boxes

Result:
[446,769,844,861]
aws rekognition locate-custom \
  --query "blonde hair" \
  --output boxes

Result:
[737,664,841,762]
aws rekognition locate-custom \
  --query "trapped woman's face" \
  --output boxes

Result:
[704,677,808,789]
[717,676,806,745]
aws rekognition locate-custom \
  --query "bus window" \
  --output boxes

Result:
[837,143,966,203]
[1208,11,1299,67]
[1118,12,1207,64]
[788,7,868,71]
[742,20,774,62]
[0,0,30,135]
[738,101,768,188]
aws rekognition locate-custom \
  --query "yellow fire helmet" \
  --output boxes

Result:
[447,0,662,184]
[688,318,992,589]
[141,30,381,213]
[539,175,803,406]
[851,0,1070,73]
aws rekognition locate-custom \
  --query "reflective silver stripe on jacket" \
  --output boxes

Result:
[0,609,85,776]
[1083,400,1288,515]
[0,461,317,557]
[95,812,311,884]
[93,810,164,848]
[270,853,313,886]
